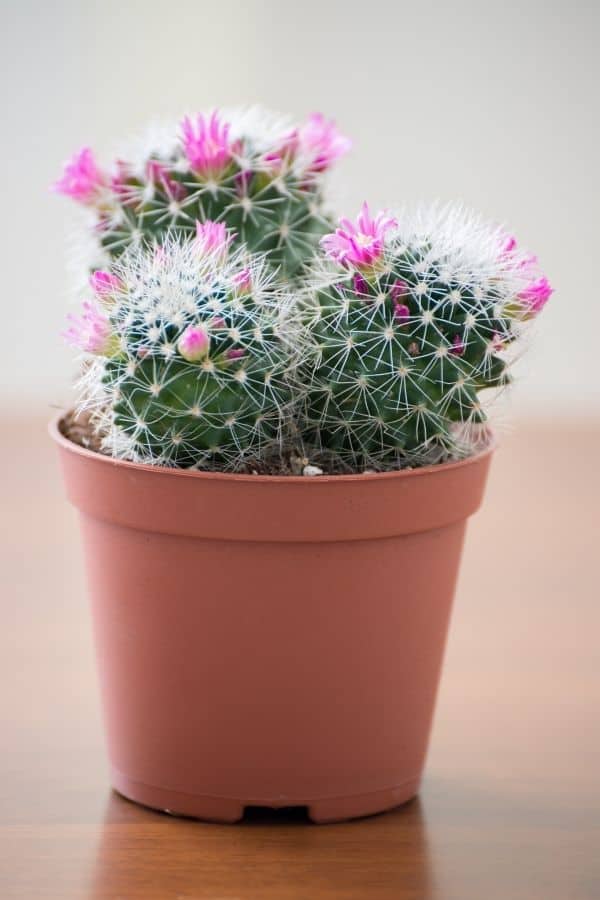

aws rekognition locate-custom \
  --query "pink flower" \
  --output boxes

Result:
[146,160,187,202]
[518,277,553,315]
[89,270,121,298]
[233,268,252,293]
[52,147,106,204]
[110,159,137,206]
[501,234,553,317]
[390,279,409,300]
[226,348,246,361]
[181,111,239,178]
[265,113,350,174]
[297,113,351,173]
[353,273,369,295]
[393,303,410,323]
[177,324,210,362]
[63,301,113,354]
[321,203,397,269]
[450,335,465,356]
[263,130,299,170]
[500,234,518,255]
[194,220,233,258]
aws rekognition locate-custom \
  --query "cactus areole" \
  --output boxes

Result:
[52,106,551,822]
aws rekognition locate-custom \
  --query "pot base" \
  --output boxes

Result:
[111,770,420,824]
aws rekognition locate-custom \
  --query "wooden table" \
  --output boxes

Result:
[1,420,598,899]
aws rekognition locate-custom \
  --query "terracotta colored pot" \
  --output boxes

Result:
[51,416,493,823]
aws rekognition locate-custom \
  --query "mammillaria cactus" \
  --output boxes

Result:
[299,203,552,470]
[56,107,553,475]
[65,224,297,469]
[53,108,350,279]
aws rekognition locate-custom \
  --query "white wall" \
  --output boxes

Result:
[2,0,598,418]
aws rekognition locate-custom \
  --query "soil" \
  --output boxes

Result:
[59,410,362,476]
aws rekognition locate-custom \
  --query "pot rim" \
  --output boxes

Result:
[49,412,496,486]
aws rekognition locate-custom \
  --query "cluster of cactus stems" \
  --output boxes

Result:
[56,107,553,472]
[54,107,349,280]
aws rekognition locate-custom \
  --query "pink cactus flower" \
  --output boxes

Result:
[89,270,121,298]
[352,273,369,296]
[233,267,252,293]
[52,147,106,204]
[177,324,210,362]
[393,303,410,323]
[450,334,465,356]
[518,276,553,315]
[63,301,113,354]
[146,160,187,202]
[500,233,518,255]
[321,203,397,269]
[194,220,233,258]
[501,233,553,317]
[181,111,239,179]
[235,169,253,196]
[265,113,350,174]
[110,159,137,206]
[390,279,409,300]
[297,113,351,173]
[263,130,299,170]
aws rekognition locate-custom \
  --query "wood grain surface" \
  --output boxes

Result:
[1,419,598,899]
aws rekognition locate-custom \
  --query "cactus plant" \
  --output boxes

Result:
[56,109,553,474]
[299,203,553,470]
[65,224,298,469]
[53,107,350,279]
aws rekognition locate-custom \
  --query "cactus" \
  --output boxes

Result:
[67,226,298,469]
[299,203,553,470]
[53,107,350,280]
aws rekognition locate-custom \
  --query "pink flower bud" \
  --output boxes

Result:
[89,270,121,298]
[390,279,409,300]
[52,147,106,205]
[62,300,113,354]
[226,348,246,361]
[518,276,553,315]
[235,169,253,195]
[500,234,517,254]
[296,113,351,173]
[146,160,187,202]
[264,130,299,171]
[195,220,233,259]
[177,324,210,362]
[233,268,252,293]
[450,335,465,356]
[353,273,369,296]
[393,303,410,323]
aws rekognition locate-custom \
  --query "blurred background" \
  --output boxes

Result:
[1,0,599,422]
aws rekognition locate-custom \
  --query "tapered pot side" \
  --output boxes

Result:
[50,415,493,823]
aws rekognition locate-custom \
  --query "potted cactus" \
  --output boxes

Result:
[51,107,552,823]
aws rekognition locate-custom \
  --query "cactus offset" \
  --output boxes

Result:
[54,108,350,280]
[300,203,552,469]
[70,229,298,469]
